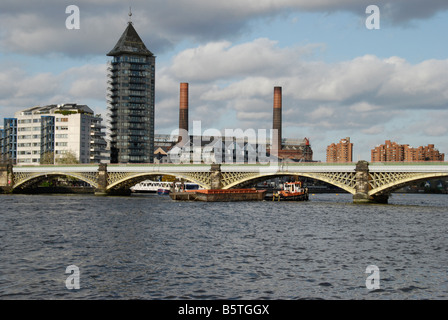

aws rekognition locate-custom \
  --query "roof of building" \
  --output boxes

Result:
[16,104,94,116]
[107,22,154,57]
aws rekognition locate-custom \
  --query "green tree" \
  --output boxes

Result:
[55,151,80,165]
[40,151,55,164]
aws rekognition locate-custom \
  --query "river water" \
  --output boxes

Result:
[0,192,447,300]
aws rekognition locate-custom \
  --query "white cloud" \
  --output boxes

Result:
[0,64,107,119]
[308,106,335,120]
[169,38,302,82]
[0,0,447,56]
[362,125,385,135]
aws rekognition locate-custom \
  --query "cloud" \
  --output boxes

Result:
[0,63,107,119]
[361,125,385,135]
[422,111,448,137]
[164,39,448,112]
[0,0,447,56]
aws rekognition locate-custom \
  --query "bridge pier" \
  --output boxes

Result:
[210,164,223,189]
[353,160,389,204]
[95,163,109,196]
[0,162,14,194]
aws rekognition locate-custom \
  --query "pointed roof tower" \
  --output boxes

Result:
[107,18,153,57]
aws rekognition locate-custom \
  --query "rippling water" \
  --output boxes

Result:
[1,192,447,299]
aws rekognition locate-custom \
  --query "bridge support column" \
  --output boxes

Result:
[95,163,108,196]
[210,164,222,189]
[353,160,389,204]
[0,162,14,194]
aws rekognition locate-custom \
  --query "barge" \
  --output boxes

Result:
[170,188,266,202]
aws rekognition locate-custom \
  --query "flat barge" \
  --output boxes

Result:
[170,188,266,202]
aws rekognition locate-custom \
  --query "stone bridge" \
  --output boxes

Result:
[1,161,447,203]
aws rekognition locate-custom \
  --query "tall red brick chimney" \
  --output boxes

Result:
[178,83,189,144]
[272,86,282,151]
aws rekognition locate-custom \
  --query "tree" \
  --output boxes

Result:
[41,151,55,165]
[55,151,80,165]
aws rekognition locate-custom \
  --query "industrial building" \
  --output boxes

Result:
[154,83,313,164]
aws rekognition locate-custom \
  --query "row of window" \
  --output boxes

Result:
[17,117,70,123]
[116,135,152,140]
[116,103,154,108]
[18,134,72,139]
[115,70,152,77]
[112,56,151,64]
[119,155,150,161]
[18,119,40,124]
[18,126,71,131]
[18,142,71,148]
[18,127,40,132]
[116,63,152,70]
[119,96,151,103]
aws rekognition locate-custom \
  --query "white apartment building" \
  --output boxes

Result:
[15,104,109,165]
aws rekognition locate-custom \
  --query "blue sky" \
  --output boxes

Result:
[0,0,447,161]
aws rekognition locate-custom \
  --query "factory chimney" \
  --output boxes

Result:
[178,83,189,145]
[272,86,282,152]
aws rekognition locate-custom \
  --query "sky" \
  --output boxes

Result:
[0,0,447,161]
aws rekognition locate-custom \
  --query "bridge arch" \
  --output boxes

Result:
[222,172,357,194]
[13,172,98,190]
[106,172,209,191]
[368,172,448,196]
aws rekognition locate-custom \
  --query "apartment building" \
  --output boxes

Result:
[107,21,156,163]
[0,118,18,164]
[10,104,108,165]
[371,140,444,162]
[326,137,353,163]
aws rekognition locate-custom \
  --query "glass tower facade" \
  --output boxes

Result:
[107,22,155,163]
[40,115,55,160]
[1,118,17,164]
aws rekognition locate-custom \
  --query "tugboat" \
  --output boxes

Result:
[272,181,309,201]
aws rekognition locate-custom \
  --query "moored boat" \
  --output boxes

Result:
[131,180,201,194]
[272,181,309,201]
[157,188,170,195]
[131,180,174,193]
[170,188,266,202]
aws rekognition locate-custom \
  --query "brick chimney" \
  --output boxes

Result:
[272,86,282,151]
[178,83,189,144]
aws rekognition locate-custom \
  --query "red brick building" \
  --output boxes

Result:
[371,140,444,162]
[326,137,353,163]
